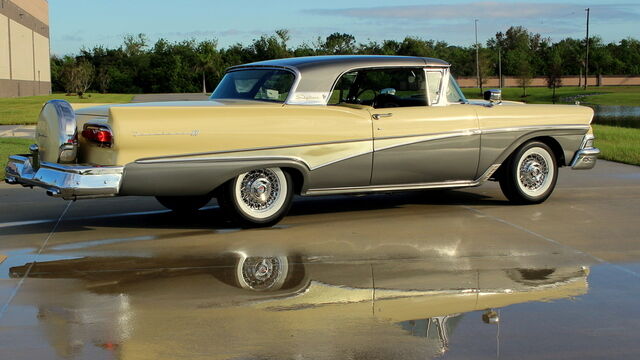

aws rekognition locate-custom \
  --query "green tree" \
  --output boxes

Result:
[506,49,533,97]
[195,40,221,93]
[322,33,356,54]
[546,48,563,103]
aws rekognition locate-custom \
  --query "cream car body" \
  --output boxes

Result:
[5,55,600,225]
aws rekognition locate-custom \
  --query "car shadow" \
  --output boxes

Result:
[0,189,507,239]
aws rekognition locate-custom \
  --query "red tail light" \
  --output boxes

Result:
[82,125,113,147]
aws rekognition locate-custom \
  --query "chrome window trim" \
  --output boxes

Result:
[424,68,447,107]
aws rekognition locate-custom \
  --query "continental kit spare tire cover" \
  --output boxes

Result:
[36,100,77,163]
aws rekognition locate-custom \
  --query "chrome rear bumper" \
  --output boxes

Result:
[4,155,123,200]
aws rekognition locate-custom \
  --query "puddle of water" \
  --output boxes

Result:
[590,105,640,129]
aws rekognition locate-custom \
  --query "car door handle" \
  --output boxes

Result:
[372,113,393,120]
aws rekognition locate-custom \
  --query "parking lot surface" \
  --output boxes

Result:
[0,160,639,359]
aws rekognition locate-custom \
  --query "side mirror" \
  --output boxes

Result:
[483,89,502,103]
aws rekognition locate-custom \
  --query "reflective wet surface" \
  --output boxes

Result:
[591,105,640,128]
[1,160,640,359]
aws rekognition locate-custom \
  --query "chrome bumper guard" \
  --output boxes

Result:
[4,155,124,200]
[571,148,600,170]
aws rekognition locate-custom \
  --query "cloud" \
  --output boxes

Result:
[306,2,639,21]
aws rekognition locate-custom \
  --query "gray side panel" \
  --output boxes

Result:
[554,135,585,165]
[306,153,373,189]
[371,135,480,185]
[120,159,309,196]
[478,129,587,173]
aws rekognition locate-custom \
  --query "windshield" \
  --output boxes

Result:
[211,69,296,103]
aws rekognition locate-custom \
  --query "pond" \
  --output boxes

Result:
[590,105,640,128]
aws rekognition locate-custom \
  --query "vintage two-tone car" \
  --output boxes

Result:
[5,55,600,226]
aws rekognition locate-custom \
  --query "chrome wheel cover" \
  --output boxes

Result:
[240,169,280,211]
[517,147,554,196]
[234,168,288,219]
[519,153,548,191]
[236,256,289,291]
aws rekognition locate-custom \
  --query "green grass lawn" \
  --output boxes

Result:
[592,125,640,166]
[462,86,640,106]
[0,138,32,178]
[0,93,134,125]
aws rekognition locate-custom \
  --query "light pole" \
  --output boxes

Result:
[498,47,502,89]
[584,8,590,89]
[475,19,480,93]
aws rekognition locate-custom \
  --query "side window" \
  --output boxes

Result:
[254,71,295,102]
[426,70,444,105]
[446,75,467,103]
[328,71,358,105]
[330,68,426,108]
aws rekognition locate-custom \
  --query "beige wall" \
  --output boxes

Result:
[0,13,10,79]
[9,19,34,81]
[457,76,640,88]
[0,0,50,97]
[34,31,50,82]
[9,0,48,25]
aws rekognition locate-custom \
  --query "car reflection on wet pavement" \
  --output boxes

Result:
[1,160,640,359]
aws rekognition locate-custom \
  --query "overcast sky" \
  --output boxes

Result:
[50,0,640,55]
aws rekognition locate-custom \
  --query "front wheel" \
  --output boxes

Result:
[218,168,294,227]
[499,141,558,204]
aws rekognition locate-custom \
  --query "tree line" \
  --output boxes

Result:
[51,26,640,95]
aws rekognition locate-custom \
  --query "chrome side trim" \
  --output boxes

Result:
[310,151,372,171]
[375,129,481,141]
[135,138,372,163]
[4,155,123,200]
[481,124,590,134]
[137,155,311,169]
[135,125,585,164]
[476,164,501,183]
[579,133,595,149]
[303,163,501,196]
[374,129,480,152]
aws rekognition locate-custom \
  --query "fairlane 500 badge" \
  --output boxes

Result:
[132,130,200,137]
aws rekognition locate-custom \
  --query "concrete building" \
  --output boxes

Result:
[0,0,50,97]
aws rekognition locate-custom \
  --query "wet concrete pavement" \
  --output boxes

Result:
[0,160,639,359]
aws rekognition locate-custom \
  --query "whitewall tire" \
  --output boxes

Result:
[218,168,294,227]
[499,141,558,204]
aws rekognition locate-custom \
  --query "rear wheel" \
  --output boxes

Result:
[156,195,213,213]
[218,168,293,227]
[499,141,558,204]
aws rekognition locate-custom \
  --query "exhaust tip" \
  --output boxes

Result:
[46,189,61,197]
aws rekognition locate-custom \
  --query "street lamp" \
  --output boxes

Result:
[584,8,590,89]
[475,19,480,92]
